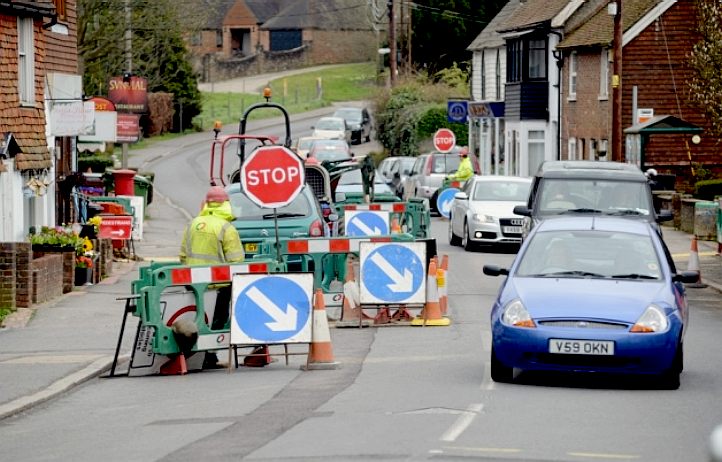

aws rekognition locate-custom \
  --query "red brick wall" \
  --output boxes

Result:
[306,30,376,64]
[30,254,63,305]
[15,243,33,308]
[0,243,17,310]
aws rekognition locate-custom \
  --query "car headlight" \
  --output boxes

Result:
[472,213,495,223]
[631,304,669,333]
[502,299,536,328]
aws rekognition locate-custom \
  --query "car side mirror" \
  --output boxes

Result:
[674,270,701,284]
[657,209,674,222]
[454,192,468,200]
[513,205,531,216]
[483,265,509,277]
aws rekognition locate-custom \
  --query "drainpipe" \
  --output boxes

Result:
[550,30,563,161]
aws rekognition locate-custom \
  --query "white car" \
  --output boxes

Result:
[448,175,532,251]
[311,116,351,143]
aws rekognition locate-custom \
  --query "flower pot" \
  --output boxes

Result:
[32,244,76,253]
[74,267,92,286]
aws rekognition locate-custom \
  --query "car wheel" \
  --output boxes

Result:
[430,190,440,215]
[491,347,513,383]
[365,132,371,143]
[657,344,682,390]
[462,220,475,251]
[448,215,461,246]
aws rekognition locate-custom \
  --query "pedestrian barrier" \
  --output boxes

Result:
[340,199,431,239]
[686,236,708,288]
[411,257,451,326]
[301,289,340,370]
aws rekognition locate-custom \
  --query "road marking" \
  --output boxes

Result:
[440,446,522,454]
[671,251,717,258]
[568,452,640,459]
[440,403,483,442]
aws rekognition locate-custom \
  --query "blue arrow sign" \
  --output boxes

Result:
[447,100,468,123]
[361,243,424,303]
[233,275,311,343]
[437,187,460,218]
[346,211,389,236]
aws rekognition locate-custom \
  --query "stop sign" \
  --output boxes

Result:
[241,145,305,208]
[433,128,456,153]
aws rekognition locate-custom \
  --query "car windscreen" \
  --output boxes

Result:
[316,118,344,130]
[338,169,386,185]
[473,180,531,201]
[229,188,312,220]
[537,179,652,216]
[314,148,349,162]
[516,230,662,280]
[431,155,460,174]
[333,109,361,123]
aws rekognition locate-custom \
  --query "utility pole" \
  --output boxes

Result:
[611,0,623,162]
[388,0,397,86]
[122,0,132,169]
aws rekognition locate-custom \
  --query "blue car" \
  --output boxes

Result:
[483,216,698,389]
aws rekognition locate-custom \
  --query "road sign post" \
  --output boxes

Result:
[433,128,456,153]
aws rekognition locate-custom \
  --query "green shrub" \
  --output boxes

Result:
[78,155,114,173]
[694,178,722,200]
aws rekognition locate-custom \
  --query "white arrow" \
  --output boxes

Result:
[441,199,453,214]
[351,217,382,236]
[370,252,414,292]
[247,286,298,331]
[110,229,126,237]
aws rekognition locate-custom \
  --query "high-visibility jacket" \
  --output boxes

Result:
[179,201,245,265]
[448,156,473,182]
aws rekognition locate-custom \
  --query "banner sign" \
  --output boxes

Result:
[116,113,140,143]
[50,101,95,136]
[108,76,148,113]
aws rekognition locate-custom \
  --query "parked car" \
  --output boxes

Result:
[378,156,415,198]
[482,216,698,388]
[514,160,673,238]
[226,183,327,259]
[334,167,397,203]
[311,116,351,143]
[333,106,372,144]
[293,136,324,159]
[448,176,532,250]
[307,139,352,163]
[403,148,480,213]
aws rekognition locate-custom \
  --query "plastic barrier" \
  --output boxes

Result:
[338,199,431,240]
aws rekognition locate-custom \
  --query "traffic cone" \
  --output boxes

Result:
[160,354,188,375]
[686,236,708,288]
[302,289,340,370]
[411,258,450,326]
[243,345,271,367]
[336,257,373,328]
[390,216,402,234]
[438,254,448,315]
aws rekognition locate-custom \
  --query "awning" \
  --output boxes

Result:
[624,115,703,135]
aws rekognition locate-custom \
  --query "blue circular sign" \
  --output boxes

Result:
[234,276,311,342]
[347,211,389,236]
[362,244,424,302]
[437,187,460,218]
[447,101,468,123]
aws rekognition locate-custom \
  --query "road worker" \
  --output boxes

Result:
[179,186,270,368]
[446,147,474,183]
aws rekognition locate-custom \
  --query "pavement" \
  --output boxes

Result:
[1,106,721,422]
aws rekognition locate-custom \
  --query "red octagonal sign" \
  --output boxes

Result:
[241,145,305,208]
[433,128,456,153]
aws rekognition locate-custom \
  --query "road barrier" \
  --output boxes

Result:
[340,199,431,239]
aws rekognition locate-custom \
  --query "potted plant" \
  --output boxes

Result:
[74,254,94,286]
[29,226,84,253]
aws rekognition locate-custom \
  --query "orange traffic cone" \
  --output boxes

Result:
[160,354,188,375]
[336,257,373,328]
[390,216,402,234]
[302,289,340,370]
[411,258,450,326]
[687,236,708,288]
[243,345,271,367]
[438,254,448,315]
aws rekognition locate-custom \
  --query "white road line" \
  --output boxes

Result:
[568,452,640,460]
[439,403,483,442]
[440,446,522,454]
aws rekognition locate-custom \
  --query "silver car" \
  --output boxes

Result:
[404,150,478,212]
[448,175,532,250]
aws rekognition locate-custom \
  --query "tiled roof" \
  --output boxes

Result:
[496,0,571,32]
[262,0,371,31]
[468,0,522,50]
[246,0,292,23]
[558,0,661,48]
[0,1,56,16]
[201,0,237,29]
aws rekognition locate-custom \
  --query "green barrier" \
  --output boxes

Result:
[336,200,431,239]
[134,259,284,356]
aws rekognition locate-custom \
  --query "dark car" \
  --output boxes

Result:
[513,160,673,238]
[333,106,372,144]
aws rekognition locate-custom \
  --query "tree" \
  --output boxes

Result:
[689,0,722,138]
[78,0,202,132]
[410,0,506,76]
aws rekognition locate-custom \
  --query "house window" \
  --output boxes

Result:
[53,0,66,20]
[528,130,545,174]
[480,50,486,100]
[568,51,577,100]
[528,39,546,79]
[18,17,35,105]
[568,137,577,160]
[190,31,201,46]
[507,39,522,83]
[495,49,501,99]
[599,49,609,99]
[269,30,301,51]
[216,30,223,48]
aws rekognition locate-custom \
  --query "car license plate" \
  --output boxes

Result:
[549,339,614,355]
[244,243,258,253]
[503,226,522,234]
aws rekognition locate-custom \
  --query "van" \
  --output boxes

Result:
[513,160,672,237]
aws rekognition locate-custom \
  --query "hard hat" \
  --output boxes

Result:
[458,147,469,157]
[205,186,229,204]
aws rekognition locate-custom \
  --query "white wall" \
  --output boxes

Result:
[0,160,27,242]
